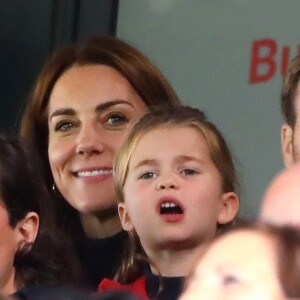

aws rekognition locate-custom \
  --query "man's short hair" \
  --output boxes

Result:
[281,54,300,128]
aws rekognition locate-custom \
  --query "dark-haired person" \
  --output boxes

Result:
[0,134,81,298]
[19,36,180,289]
[281,54,300,167]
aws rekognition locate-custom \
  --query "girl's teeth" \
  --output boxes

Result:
[161,202,176,208]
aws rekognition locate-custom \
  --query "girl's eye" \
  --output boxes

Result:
[106,113,129,126]
[55,121,74,132]
[138,172,157,180]
[180,168,198,176]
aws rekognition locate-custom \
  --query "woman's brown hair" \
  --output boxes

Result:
[19,36,180,235]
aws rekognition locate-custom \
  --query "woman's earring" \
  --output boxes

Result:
[52,183,63,198]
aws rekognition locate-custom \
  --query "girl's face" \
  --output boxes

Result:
[119,126,237,252]
[48,65,147,214]
[180,230,284,300]
[0,201,20,294]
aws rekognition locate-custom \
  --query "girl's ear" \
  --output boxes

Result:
[217,192,239,224]
[118,203,135,232]
[16,212,39,250]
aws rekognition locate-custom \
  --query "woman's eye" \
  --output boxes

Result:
[222,275,239,286]
[55,121,74,132]
[106,113,129,126]
[181,168,198,176]
[138,172,157,180]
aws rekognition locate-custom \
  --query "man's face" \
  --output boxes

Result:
[281,82,300,167]
[260,162,300,228]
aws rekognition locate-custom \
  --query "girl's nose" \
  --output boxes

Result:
[159,182,176,189]
[156,174,179,190]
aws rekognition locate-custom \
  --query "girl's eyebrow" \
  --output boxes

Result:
[174,155,204,164]
[133,159,158,170]
[49,99,134,120]
[133,155,205,170]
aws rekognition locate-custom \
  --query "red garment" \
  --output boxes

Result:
[99,276,148,299]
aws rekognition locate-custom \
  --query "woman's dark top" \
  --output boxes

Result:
[76,230,128,290]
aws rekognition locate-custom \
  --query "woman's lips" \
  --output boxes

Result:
[72,167,113,183]
[76,169,113,177]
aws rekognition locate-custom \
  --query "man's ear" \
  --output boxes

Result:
[281,124,294,167]
[118,203,135,232]
[16,212,39,250]
[217,192,239,224]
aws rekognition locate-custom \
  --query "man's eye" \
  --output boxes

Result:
[55,121,73,132]
[106,114,129,126]
[138,172,157,180]
[181,169,198,176]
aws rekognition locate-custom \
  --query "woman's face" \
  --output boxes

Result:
[180,230,285,300]
[48,65,147,215]
[0,201,20,294]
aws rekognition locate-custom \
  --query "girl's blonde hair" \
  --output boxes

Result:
[113,105,238,283]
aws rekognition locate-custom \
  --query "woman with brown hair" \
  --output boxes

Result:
[19,36,180,289]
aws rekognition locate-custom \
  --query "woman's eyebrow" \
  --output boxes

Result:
[49,99,135,120]
[95,99,134,112]
[49,108,75,120]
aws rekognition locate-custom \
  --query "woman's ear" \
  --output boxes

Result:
[118,203,135,232]
[217,192,239,224]
[16,212,39,250]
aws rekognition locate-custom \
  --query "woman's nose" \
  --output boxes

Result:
[75,125,105,155]
[76,144,103,155]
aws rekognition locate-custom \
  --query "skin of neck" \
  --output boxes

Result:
[2,268,18,295]
[80,211,123,239]
[144,244,208,277]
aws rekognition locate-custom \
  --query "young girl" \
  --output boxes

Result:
[99,105,239,300]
